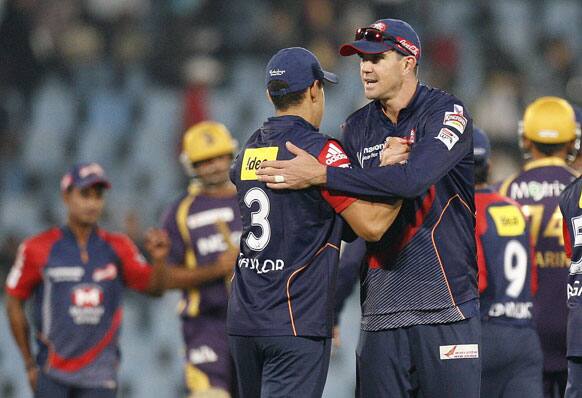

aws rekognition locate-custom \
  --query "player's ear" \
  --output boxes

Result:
[402,56,417,75]
[308,81,318,102]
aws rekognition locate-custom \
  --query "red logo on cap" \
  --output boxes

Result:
[371,22,386,32]
[396,36,420,58]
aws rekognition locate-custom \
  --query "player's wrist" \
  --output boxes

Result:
[25,360,36,371]
[314,165,327,185]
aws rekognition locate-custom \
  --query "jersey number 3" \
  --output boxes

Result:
[244,188,271,251]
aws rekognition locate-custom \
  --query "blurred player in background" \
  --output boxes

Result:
[499,96,580,398]
[228,47,404,398]
[257,19,480,397]
[474,127,543,397]
[5,162,170,398]
[560,177,582,398]
[162,121,240,398]
[559,174,582,398]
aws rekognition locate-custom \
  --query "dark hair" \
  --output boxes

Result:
[532,141,567,156]
[267,80,308,111]
[474,161,489,185]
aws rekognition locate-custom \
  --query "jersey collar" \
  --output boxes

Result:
[523,156,568,172]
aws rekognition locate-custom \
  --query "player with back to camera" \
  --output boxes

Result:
[498,97,580,398]
[474,127,544,397]
[227,46,408,398]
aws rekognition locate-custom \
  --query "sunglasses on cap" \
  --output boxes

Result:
[355,27,416,58]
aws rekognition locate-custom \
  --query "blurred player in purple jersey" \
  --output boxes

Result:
[560,174,582,398]
[5,162,170,398]
[257,19,480,397]
[474,127,544,397]
[161,121,241,398]
[228,47,405,398]
[498,97,580,398]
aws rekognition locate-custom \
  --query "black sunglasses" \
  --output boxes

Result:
[354,27,415,58]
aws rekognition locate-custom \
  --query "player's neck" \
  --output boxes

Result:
[67,220,95,246]
[276,107,320,129]
[380,79,418,124]
[202,181,236,197]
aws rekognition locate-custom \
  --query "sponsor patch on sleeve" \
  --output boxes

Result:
[435,128,459,151]
[443,104,467,134]
[241,147,279,180]
[439,344,479,360]
[321,141,350,168]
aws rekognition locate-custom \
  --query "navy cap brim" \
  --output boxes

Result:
[78,176,111,190]
[340,40,393,56]
[322,70,338,84]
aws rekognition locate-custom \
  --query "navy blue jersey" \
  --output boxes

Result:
[326,84,478,330]
[475,188,537,328]
[6,226,153,388]
[227,115,354,338]
[559,176,582,357]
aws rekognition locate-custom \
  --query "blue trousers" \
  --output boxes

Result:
[35,371,116,398]
[356,316,481,398]
[481,322,543,398]
[566,358,582,398]
[229,335,331,398]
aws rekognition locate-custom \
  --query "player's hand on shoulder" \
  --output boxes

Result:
[144,228,170,263]
[380,137,410,166]
[257,141,326,189]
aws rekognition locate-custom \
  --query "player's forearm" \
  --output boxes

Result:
[341,200,402,241]
[6,296,35,369]
[146,261,167,296]
[164,265,229,290]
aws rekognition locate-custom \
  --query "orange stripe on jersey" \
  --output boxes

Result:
[431,195,473,318]
[286,243,340,336]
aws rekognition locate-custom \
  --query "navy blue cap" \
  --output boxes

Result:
[340,19,421,61]
[473,127,491,164]
[266,47,338,97]
[61,162,111,191]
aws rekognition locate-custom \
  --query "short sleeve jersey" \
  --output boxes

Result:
[5,226,153,388]
[227,115,355,338]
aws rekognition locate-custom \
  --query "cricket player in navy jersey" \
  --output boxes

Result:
[498,97,580,398]
[559,176,582,398]
[162,121,241,397]
[5,162,170,398]
[257,19,480,397]
[474,128,544,397]
[227,47,406,398]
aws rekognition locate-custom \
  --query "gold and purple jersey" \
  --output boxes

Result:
[162,188,242,319]
[559,176,582,358]
[499,157,578,371]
